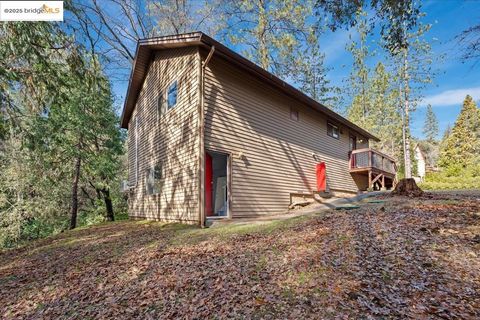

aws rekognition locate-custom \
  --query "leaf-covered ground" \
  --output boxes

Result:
[1,191,480,319]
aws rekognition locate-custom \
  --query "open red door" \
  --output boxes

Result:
[205,152,213,216]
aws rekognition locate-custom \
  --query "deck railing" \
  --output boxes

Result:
[349,148,397,175]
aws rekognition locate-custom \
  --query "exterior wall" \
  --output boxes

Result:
[127,47,199,222]
[203,53,368,217]
[414,147,426,181]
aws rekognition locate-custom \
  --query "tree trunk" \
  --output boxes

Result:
[391,178,423,197]
[258,1,269,70]
[402,46,412,178]
[101,188,114,221]
[69,155,81,230]
[404,107,412,178]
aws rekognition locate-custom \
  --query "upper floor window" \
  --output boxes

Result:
[290,108,299,121]
[327,122,340,139]
[167,81,178,109]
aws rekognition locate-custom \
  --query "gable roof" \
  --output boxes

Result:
[414,143,426,159]
[120,32,379,141]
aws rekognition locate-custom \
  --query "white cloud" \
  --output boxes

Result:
[422,87,480,107]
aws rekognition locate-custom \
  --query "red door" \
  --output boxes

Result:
[205,152,213,216]
[316,162,326,192]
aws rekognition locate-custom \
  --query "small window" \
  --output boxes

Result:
[157,93,165,119]
[290,109,299,121]
[327,122,340,139]
[146,162,163,195]
[167,81,178,109]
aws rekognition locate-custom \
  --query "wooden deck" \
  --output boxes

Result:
[349,148,397,190]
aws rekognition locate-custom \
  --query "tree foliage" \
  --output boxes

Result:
[346,9,374,129]
[383,2,435,179]
[225,1,312,73]
[345,11,403,162]
[314,0,424,52]
[1,0,433,246]
[457,22,480,66]
[438,95,480,169]
[422,104,439,142]
[0,22,124,246]
[292,27,338,106]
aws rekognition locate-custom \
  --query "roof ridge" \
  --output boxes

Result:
[120,33,379,141]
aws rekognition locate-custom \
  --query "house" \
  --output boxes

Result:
[414,144,427,182]
[120,32,396,225]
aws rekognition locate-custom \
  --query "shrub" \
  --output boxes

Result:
[420,166,480,190]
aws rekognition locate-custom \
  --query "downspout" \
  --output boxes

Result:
[198,45,215,227]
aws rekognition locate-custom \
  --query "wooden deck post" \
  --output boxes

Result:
[368,170,372,191]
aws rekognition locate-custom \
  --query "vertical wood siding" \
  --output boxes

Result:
[127,47,199,222]
[203,54,368,217]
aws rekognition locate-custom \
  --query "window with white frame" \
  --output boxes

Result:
[167,81,178,109]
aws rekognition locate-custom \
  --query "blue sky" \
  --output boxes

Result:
[319,0,480,140]
[111,0,480,140]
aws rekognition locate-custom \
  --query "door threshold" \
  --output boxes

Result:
[206,216,229,220]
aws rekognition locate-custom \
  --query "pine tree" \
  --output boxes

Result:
[346,9,372,128]
[423,104,439,142]
[438,95,480,168]
[293,26,338,106]
[0,22,124,245]
[345,10,403,160]
[369,63,403,158]
[225,0,315,77]
[384,2,435,179]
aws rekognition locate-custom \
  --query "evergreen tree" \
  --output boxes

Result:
[31,50,123,229]
[369,63,403,158]
[346,9,372,128]
[440,124,452,148]
[0,22,124,245]
[292,26,338,106]
[384,2,435,179]
[224,0,316,78]
[423,104,439,142]
[438,95,480,168]
[345,10,403,161]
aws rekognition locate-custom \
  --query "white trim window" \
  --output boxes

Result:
[167,81,178,109]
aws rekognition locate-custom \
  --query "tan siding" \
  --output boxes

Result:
[127,116,137,186]
[204,55,364,217]
[128,47,199,222]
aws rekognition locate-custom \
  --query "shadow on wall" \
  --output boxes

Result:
[132,48,199,221]
[351,173,369,191]
[203,55,358,214]
[203,86,272,213]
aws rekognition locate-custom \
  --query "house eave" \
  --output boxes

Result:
[120,32,379,142]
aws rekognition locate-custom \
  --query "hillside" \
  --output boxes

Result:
[1,192,479,319]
